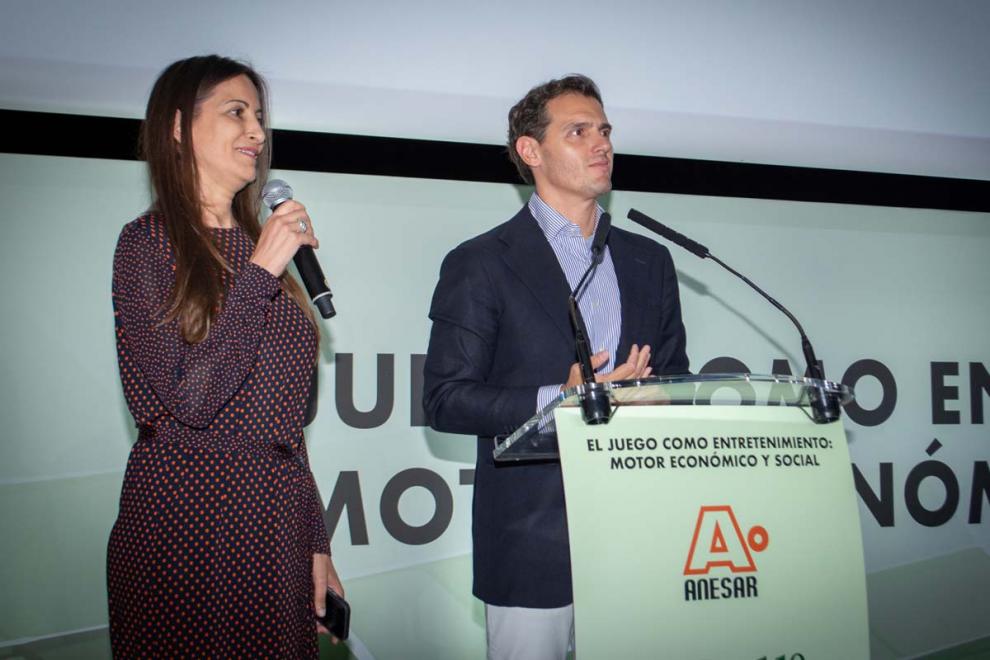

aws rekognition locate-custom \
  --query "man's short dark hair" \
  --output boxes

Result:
[507,74,603,184]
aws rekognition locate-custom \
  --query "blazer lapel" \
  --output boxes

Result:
[609,229,652,364]
[498,207,574,344]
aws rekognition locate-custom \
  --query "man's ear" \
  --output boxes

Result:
[173,110,182,143]
[516,136,541,170]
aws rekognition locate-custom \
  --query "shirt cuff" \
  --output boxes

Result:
[537,384,564,413]
[536,384,563,434]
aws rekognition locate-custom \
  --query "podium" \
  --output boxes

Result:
[495,374,870,659]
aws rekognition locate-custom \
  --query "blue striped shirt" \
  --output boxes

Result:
[529,193,623,412]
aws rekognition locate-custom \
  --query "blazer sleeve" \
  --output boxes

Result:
[651,245,691,375]
[422,245,540,438]
[112,219,280,429]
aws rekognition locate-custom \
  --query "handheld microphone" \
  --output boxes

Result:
[262,180,336,319]
[569,213,613,425]
[627,209,841,423]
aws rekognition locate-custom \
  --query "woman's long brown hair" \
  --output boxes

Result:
[140,55,316,344]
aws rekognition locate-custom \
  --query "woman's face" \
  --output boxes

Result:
[185,74,265,200]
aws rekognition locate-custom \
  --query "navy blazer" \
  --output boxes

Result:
[423,205,689,607]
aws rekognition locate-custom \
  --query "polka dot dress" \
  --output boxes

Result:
[107,215,331,658]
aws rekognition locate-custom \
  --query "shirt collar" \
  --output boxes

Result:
[528,192,603,243]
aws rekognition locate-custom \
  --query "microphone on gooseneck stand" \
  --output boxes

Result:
[261,179,336,319]
[626,208,841,423]
[569,213,613,425]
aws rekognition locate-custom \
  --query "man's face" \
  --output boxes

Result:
[524,92,613,204]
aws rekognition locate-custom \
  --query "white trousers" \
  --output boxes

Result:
[485,603,575,660]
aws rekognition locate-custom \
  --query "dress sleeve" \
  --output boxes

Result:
[112,219,280,429]
[309,476,332,555]
[295,441,332,555]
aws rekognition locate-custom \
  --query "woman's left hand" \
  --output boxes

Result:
[313,553,345,641]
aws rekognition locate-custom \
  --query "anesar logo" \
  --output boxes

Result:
[683,505,769,602]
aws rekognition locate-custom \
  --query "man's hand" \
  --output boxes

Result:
[561,344,652,392]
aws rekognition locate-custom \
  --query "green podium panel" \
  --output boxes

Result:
[555,402,869,659]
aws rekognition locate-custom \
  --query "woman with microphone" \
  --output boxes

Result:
[107,55,343,657]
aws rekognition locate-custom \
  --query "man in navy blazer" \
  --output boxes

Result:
[423,75,689,659]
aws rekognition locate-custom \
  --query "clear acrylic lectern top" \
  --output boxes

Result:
[493,373,853,462]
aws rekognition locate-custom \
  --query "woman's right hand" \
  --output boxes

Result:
[250,199,319,277]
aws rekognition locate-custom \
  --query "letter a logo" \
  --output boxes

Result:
[710,523,729,553]
[684,505,765,575]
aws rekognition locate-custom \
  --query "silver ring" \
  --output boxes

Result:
[297,218,308,233]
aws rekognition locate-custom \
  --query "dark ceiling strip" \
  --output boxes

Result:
[2,109,987,212]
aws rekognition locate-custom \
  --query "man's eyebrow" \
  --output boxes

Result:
[563,120,612,131]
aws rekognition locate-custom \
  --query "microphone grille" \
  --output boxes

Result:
[262,179,293,210]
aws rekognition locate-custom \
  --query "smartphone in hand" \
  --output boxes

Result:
[317,588,350,641]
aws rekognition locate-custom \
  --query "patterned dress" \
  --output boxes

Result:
[107,215,331,658]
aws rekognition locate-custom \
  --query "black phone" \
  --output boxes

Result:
[317,588,350,641]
